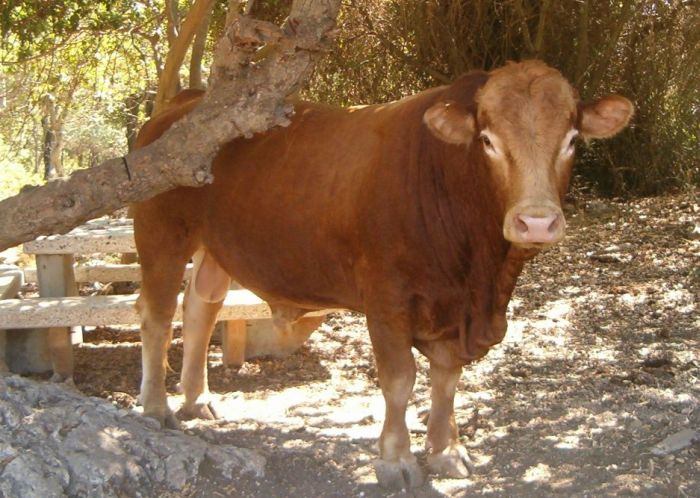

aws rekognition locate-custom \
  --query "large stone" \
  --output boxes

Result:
[0,375,265,498]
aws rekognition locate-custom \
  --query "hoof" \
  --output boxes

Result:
[143,407,182,430]
[427,444,473,478]
[374,457,425,490]
[177,401,219,421]
[50,372,73,384]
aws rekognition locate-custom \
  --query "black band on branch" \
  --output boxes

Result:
[122,157,132,181]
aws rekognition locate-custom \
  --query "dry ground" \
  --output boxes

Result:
[69,193,698,497]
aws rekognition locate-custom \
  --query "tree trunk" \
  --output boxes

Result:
[533,0,551,58]
[154,0,216,115]
[165,0,181,47]
[41,115,56,180]
[50,130,64,177]
[189,5,214,89]
[41,96,65,180]
[124,92,143,152]
[0,0,341,252]
[574,0,590,86]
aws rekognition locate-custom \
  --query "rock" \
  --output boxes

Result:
[650,429,699,456]
[0,375,266,497]
[206,444,266,479]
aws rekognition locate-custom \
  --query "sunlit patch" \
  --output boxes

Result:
[619,293,648,306]
[490,428,509,440]
[282,439,314,451]
[432,479,476,494]
[527,298,573,335]
[590,410,622,428]
[522,462,552,483]
[552,434,580,449]
[502,320,526,344]
[589,349,619,362]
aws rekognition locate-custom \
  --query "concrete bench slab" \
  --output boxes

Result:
[24,218,136,255]
[0,290,277,329]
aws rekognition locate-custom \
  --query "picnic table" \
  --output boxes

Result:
[0,218,328,378]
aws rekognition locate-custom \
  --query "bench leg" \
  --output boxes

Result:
[36,254,78,380]
[221,320,247,368]
[0,330,7,373]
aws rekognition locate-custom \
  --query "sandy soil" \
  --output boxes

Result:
[70,193,699,497]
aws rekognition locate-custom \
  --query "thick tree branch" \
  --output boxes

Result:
[0,0,341,252]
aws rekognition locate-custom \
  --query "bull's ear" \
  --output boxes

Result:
[579,95,634,139]
[424,100,476,145]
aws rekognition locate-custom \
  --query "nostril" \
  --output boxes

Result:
[515,215,529,234]
[547,215,560,234]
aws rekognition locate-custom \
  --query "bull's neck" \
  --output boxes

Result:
[414,138,511,282]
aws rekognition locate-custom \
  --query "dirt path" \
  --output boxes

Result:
[72,193,699,497]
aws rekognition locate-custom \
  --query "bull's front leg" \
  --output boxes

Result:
[426,361,472,477]
[367,315,425,490]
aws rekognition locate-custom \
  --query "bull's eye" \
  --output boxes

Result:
[480,134,497,154]
[563,130,579,155]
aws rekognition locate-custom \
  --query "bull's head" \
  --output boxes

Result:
[424,61,634,249]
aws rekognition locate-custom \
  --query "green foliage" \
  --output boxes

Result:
[0,1,152,61]
[0,0,168,189]
[0,141,41,200]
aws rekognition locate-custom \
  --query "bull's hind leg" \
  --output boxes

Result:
[426,361,472,478]
[177,249,230,420]
[135,212,194,429]
[366,314,425,490]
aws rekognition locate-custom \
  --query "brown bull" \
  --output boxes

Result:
[132,60,633,489]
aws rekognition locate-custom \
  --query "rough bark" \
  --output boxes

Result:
[0,0,340,252]
[40,95,64,180]
[124,92,143,153]
[41,114,58,180]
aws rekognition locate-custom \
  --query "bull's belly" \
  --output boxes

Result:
[201,223,361,312]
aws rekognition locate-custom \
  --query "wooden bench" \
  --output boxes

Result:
[1,218,328,378]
